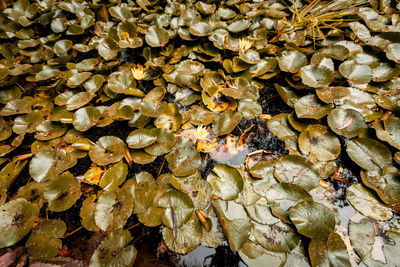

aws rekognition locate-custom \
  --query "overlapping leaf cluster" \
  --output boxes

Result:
[0,0,400,266]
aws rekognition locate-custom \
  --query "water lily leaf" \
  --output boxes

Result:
[166,136,201,177]
[108,68,138,95]
[346,183,393,221]
[90,229,137,267]
[300,65,333,88]
[188,105,217,126]
[284,243,310,267]
[0,86,21,104]
[190,21,212,36]
[339,60,372,84]
[162,214,202,254]
[372,63,400,82]
[75,58,98,71]
[73,106,101,132]
[298,124,341,161]
[126,128,157,149]
[0,198,39,248]
[12,181,46,208]
[0,160,27,189]
[235,170,260,206]
[327,108,366,138]
[54,39,73,56]
[26,219,66,260]
[145,26,169,47]
[294,94,333,119]
[89,136,126,166]
[158,190,194,229]
[274,155,320,191]
[29,148,56,182]
[171,173,213,210]
[0,96,32,116]
[212,110,242,136]
[80,195,100,232]
[239,241,287,267]
[309,233,351,267]
[140,87,166,117]
[145,128,176,156]
[131,150,156,164]
[207,164,243,200]
[83,74,105,94]
[315,86,349,105]
[290,200,336,239]
[374,116,400,150]
[94,185,133,231]
[66,92,94,111]
[0,118,11,141]
[267,113,298,146]
[12,110,43,134]
[346,138,392,171]
[349,217,400,267]
[252,220,300,253]
[99,161,128,188]
[385,43,400,63]
[98,38,119,60]
[67,71,92,88]
[266,183,312,223]
[44,172,81,212]
[201,206,225,247]
[213,199,250,251]
[228,19,251,33]
[361,166,400,207]
[128,172,157,214]
[34,120,67,141]
[244,197,280,225]
[278,50,307,73]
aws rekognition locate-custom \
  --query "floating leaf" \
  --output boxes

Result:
[266,183,312,223]
[166,136,201,177]
[145,26,169,47]
[346,183,393,221]
[90,229,137,267]
[298,124,341,161]
[94,185,133,231]
[274,155,320,191]
[212,110,242,136]
[309,233,351,267]
[126,128,157,149]
[26,219,66,260]
[300,65,333,88]
[158,190,194,229]
[327,108,366,138]
[278,50,307,73]
[80,195,100,232]
[239,241,287,267]
[162,214,202,254]
[213,199,250,251]
[290,200,336,239]
[0,198,39,248]
[374,116,400,150]
[89,136,126,166]
[73,106,101,132]
[346,138,392,171]
[99,161,128,188]
[44,172,81,212]
[294,94,333,119]
[207,164,243,200]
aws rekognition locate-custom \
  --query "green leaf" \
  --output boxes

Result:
[158,190,194,229]
[290,200,336,239]
[145,26,169,47]
[90,229,137,267]
[346,183,393,221]
[89,136,126,166]
[126,128,157,149]
[309,233,351,267]
[346,138,392,171]
[207,164,243,200]
[44,172,81,212]
[0,198,39,248]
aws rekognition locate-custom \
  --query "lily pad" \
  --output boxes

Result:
[327,108,366,138]
[266,183,313,223]
[346,138,392,171]
[126,128,157,149]
[298,124,341,161]
[90,229,137,267]
[290,200,336,239]
[158,190,194,229]
[0,198,39,248]
[346,183,393,221]
[300,65,334,88]
[274,155,320,191]
[309,233,351,267]
[207,164,243,200]
[278,50,307,73]
[212,110,242,136]
[294,94,333,119]
[89,136,126,166]
[44,172,81,212]
[73,106,101,132]
[26,219,66,260]
[145,26,169,47]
